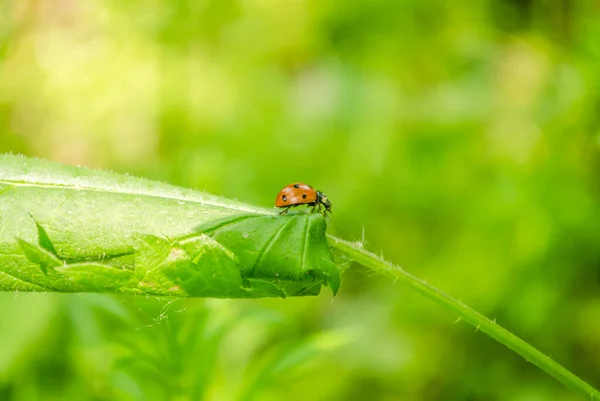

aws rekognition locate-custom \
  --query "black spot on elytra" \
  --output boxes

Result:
[293,184,300,188]
[302,194,307,199]
[282,195,288,202]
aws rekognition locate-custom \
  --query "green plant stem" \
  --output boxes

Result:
[328,235,600,400]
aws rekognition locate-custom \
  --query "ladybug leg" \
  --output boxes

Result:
[279,207,291,215]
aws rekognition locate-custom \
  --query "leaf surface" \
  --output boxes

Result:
[0,154,339,298]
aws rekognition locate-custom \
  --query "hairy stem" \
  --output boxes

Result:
[328,235,599,400]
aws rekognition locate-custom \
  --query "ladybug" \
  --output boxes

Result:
[275,183,332,215]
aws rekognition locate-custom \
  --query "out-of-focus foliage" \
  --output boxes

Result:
[0,0,599,400]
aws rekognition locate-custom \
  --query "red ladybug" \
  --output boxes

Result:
[275,183,332,215]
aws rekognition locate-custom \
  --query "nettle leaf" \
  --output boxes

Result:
[0,154,340,298]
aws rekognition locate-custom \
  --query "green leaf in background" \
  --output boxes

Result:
[0,154,340,298]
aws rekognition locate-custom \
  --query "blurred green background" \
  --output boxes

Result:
[1,0,599,400]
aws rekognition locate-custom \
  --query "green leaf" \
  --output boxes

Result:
[0,154,340,298]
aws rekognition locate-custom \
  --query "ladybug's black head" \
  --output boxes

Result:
[316,191,332,214]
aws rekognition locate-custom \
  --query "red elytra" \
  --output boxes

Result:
[274,182,332,215]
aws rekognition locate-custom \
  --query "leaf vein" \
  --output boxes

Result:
[250,216,297,277]
[0,179,269,215]
[300,215,309,277]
